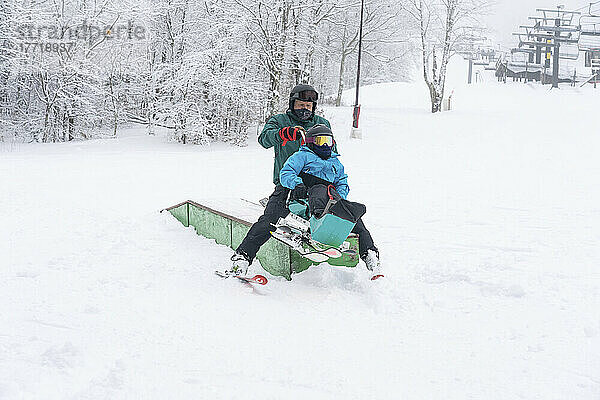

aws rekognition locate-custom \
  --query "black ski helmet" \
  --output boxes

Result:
[305,124,334,159]
[306,124,333,140]
[289,84,318,119]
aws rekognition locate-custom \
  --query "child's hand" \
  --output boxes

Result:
[291,184,308,200]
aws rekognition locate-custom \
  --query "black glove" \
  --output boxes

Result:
[291,184,308,201]
[278,126,299,146]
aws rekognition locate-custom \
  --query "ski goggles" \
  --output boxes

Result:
[296,90,318,102]
[306,135,333,147]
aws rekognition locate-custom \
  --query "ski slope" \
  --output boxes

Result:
[2,78,599,399]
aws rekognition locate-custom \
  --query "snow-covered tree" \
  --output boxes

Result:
[0,0,414,143]
[326,0,406,106]
[402,0,488,112]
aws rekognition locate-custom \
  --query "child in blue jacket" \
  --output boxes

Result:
[279,124,382,278]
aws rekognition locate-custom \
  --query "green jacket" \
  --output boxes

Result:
[259,110,334,185]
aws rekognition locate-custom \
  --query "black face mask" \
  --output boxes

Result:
[293,108,312,121]
[311,143,332,160]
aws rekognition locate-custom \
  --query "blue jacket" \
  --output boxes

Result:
[279,146,349,199]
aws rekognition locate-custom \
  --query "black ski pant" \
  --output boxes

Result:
[236,185,376,262]
[237,185,291,261]
[353,218,376,257]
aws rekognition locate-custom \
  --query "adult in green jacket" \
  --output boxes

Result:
[230,84,333,274]
[258,103,334,186]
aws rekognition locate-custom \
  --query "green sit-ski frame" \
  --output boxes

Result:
[162,200,359,281]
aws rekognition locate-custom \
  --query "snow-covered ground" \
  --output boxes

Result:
[2,77,599,399]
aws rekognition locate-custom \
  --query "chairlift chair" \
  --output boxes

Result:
[579,15,600,52]
[559,43,580,60]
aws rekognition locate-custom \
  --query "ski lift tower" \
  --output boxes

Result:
[523,6,580,88]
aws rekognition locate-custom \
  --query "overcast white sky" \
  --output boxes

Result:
[484,0,592,47]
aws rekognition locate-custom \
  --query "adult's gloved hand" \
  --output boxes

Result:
[278,126,299,146]
[291,183,308,201]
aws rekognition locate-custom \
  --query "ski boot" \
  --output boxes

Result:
[228,251,251,276]
[361,248,383,280]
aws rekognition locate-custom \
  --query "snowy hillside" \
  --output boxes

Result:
[2,79,599,399]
